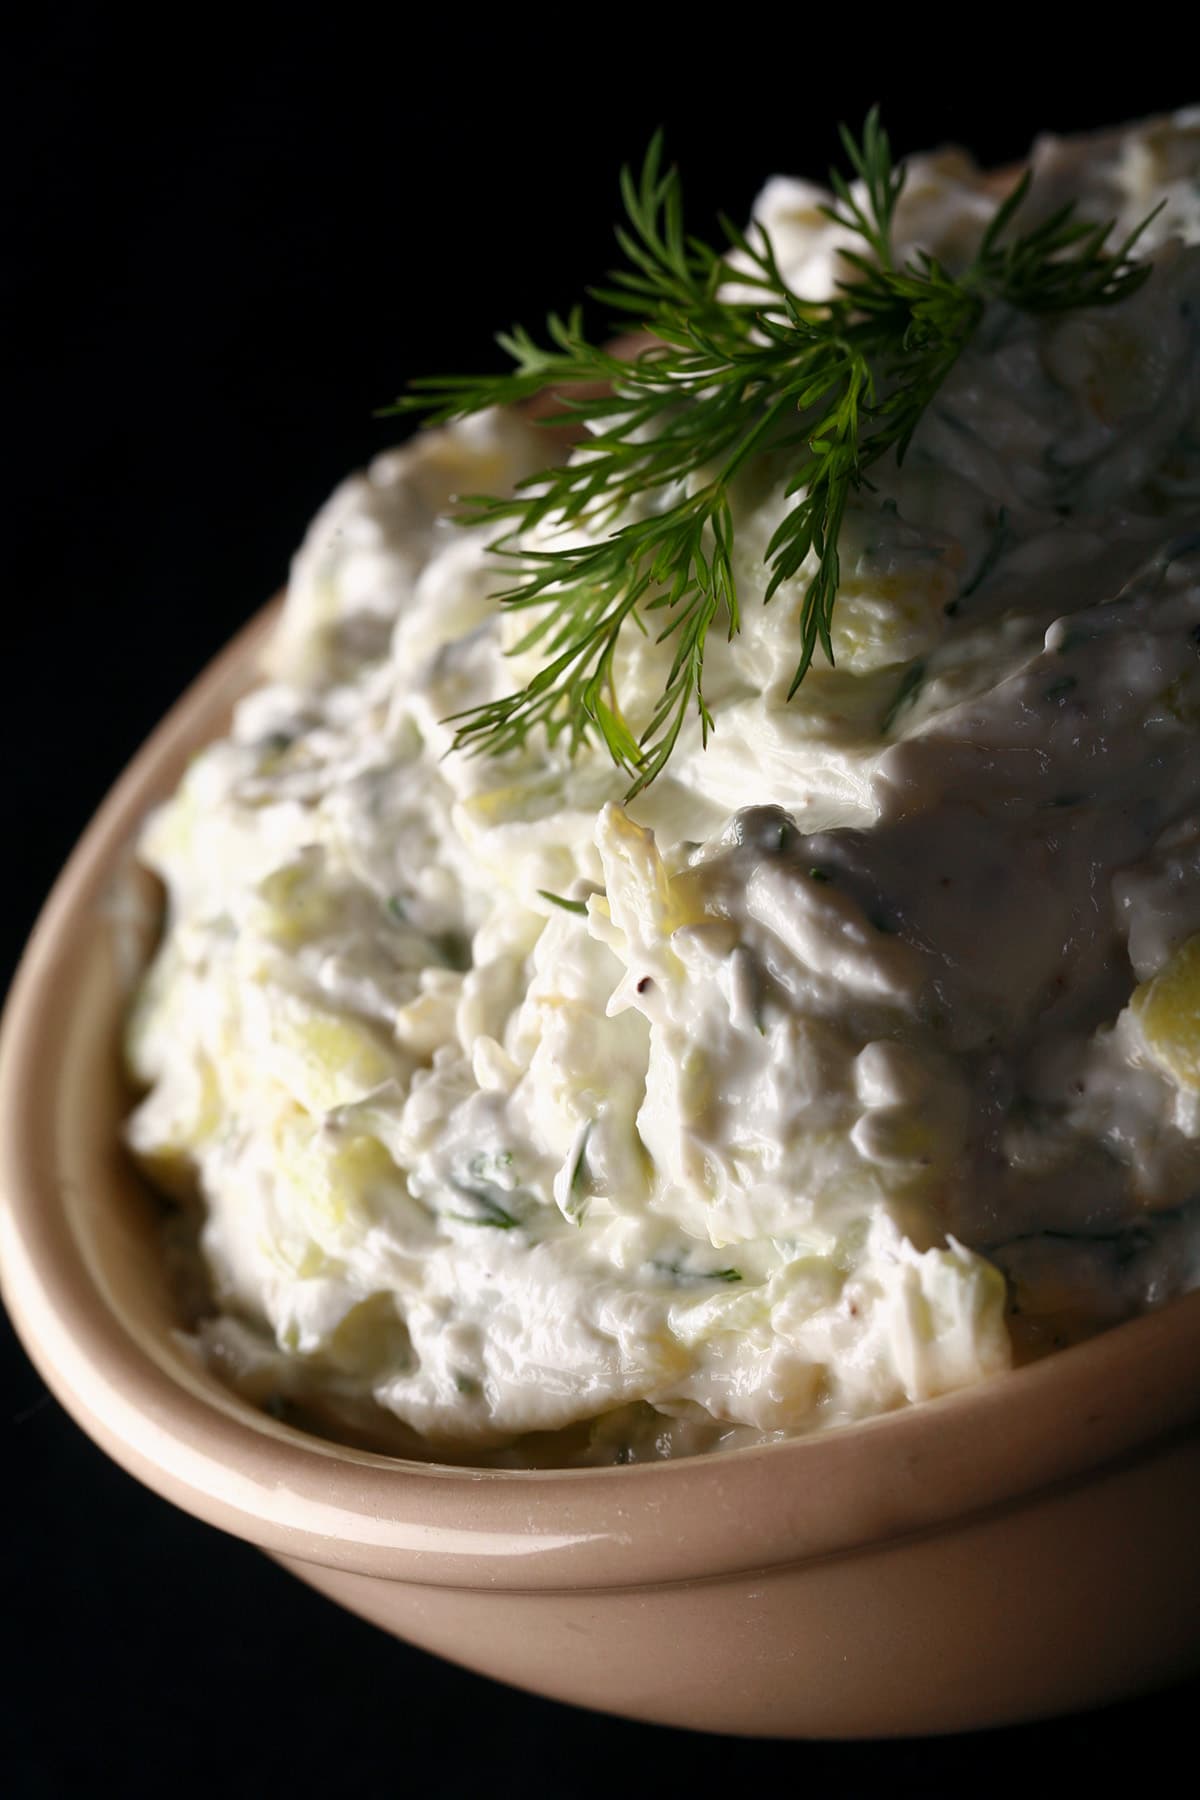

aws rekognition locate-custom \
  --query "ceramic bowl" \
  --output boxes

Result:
[3,602,1200,1738]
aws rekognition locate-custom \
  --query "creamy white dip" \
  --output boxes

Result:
[128,111,1200,1464]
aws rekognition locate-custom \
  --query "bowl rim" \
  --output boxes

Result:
[3,598,1200,1594]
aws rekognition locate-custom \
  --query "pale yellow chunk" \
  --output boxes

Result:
[1132,932,1200,1089]
[262,996,400,1114]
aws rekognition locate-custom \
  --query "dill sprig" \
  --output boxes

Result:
[385,112,1158,796]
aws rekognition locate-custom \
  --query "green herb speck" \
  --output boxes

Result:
[538,889,589,916]
[881,659,927,734]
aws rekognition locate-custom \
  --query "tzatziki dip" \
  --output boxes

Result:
[127,110,1200,1465]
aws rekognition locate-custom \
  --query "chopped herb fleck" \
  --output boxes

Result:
[566,1123,593,1223]
[538,889,589,916]
[553,1122,594,1225]
[732,943,769,1036]
[433,930,472,971]
[958,506,1014,602]
[446,1180,522,1230]
[881,658,927,734]
[652,1259,743,1285]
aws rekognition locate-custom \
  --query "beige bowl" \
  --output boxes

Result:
[3,602,1200,1738]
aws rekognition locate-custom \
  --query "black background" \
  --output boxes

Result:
[5,9,1199,1793]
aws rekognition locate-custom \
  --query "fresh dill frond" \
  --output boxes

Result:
[385,112,1158,796]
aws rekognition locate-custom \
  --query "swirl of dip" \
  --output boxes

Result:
[128,109,1200,1464]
